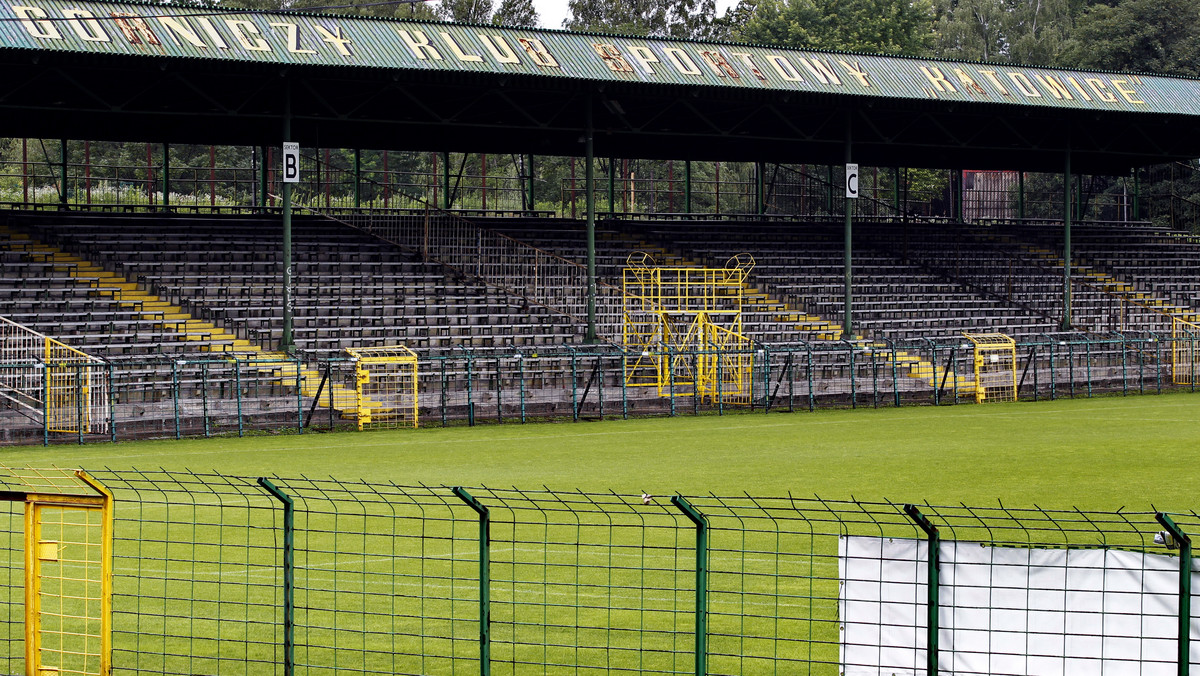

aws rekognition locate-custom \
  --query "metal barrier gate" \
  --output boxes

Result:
[3,468,112,676]
[1174,317,1200,385]
[964,332,1017,403]
[345,345,419,430]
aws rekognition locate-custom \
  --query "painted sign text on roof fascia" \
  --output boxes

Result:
[2,0,1184,115]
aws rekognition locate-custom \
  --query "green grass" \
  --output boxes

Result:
[5,391,1200,509]
[8,393,1200,675]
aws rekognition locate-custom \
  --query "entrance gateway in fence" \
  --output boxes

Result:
[963,332,1018,403]
[0,317,108,436]
[622,253,755,404]
[1,467,113,676]
[344,345,419,430]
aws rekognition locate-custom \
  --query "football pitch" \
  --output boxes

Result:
[7,392,1200,675]
[6,391,1200,510]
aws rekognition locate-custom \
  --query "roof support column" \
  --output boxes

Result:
[1132,167,1141,220]
[280,82,296,355]
[1062,145,1072,331]
[59,139,68,207]
[843,120,854,337]
[585,97,598,343]
[441,152,451,210]
[684,160,692,213]
[526,154,535,211]
[259,145,269,214]
[353,149,361,209]
[1018,171,1026,219]
[162,142,170,210]
[607,156,616,215]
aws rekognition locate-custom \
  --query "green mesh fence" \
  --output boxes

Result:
[2,470,1198,675]
[2,332,1198,447]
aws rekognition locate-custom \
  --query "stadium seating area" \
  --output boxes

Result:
[3,208,1198,441]
[4,211,1198,360]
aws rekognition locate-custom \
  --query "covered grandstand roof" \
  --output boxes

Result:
[2,0,1200,171]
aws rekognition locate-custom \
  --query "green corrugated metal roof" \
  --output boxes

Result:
[3,0,1199,117]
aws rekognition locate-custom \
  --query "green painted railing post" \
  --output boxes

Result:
[353,149,362,208]
[172,359,181,439]
[258,478,294,676]
[452,487,491,676]
[904,504,940,676]
[234,359,244,437]
[672,496,708,676]
[1156,513,1192,676]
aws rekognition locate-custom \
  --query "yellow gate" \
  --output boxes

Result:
[4,468,113,676]
[1173,317,1200,385]
[963,333,1017,403]
[345,345,419,430]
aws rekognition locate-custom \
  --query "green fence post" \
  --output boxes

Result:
[294,357,304,434]
[904,504,940,676]
[234,359,244,437]
[201,362,210,438]
[107,361,116,443]
[41,363,48,446]
[1156,513,1192,676]
[258,478,294,676]
[621,352,629,420]
[75,364,84,445]
[671,496,708,676]
[452,487,491,676]
[517,352,526,424]
[172,359,182,439]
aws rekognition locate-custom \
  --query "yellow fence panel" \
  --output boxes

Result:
[345,345,419,430]
[1173,318,1200,385]
[963,333,1017,403]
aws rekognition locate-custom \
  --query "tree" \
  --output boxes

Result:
[437,0,492,23]
[1061,0,1200,76]
[492,0,539,27]
[734,0,935,56]
[564,0,718,40]
[931,0,1074,65]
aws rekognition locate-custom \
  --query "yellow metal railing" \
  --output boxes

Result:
[1172,318,1200,385]
[1,316,108,435]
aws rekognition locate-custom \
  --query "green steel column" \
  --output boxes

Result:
[1063,150,1073,331]
[60,139,68,206]
[893,166,901,217]
[826,165,834,213]
[162,142,170,209]
[1018,171,1026,219]
[756,161,766,215]
[844,128,853,336]
[585,102,598,343]
[684,160,692,213]
[1133,167,1141,220]
[607,156,616,214]
[1156,513,1192,676]
[442,151,451,210]
[1076,170,1084,220]
[353,149,362,208]
[904,504,940,676]
[281,91,296,355]
[452,488,491,676]
[954,170,963,221]
[526,154,536,211]
[260,145,269,214]
[258,479,294,676]
[672,496,708,676]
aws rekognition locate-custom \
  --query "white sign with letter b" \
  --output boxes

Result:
[283,142,300,184]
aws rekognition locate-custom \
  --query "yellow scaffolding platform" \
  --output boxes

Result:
[963,333,1017,403]
[344,345,419,430]
[623,254,756,404]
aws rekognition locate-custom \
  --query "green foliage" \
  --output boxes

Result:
[1060,0,1200,76]
[492,0,538,27]
[565,0,718,40]
[734,0,935,56]
[932,0,1074,65]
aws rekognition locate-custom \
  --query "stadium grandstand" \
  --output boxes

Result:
[2,0,1200,443]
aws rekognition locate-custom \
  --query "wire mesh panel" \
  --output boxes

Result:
[468,488,697,675]
[964,333,1017,403]
[345,345,419,430]
[0,497,19,675]
[87,470,283,676]
[269,477,479,676]
[1173,318,1200,385]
